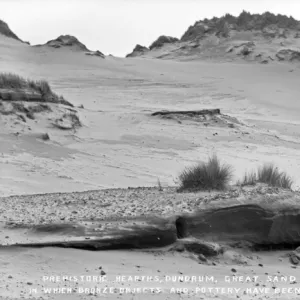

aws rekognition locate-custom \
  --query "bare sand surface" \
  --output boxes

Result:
[0,246,299,299]
[0,35,300,196]
[1,35,300,300]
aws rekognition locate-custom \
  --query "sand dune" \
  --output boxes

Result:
[0,35,300,196]
[1,16,300,300]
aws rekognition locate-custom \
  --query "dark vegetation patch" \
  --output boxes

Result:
[149,35,179,50]
[0,19,22,41]
[126,44,149,58]
[45,35,89,52]
[239,164,293,189]
[178,154,233,192]
[181,11,300,42]
[0,73,73,107]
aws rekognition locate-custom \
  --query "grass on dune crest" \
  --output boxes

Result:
[0,73,51,94]
[0,72,73,107]
[178,155,294,192]
[239,164,293,190]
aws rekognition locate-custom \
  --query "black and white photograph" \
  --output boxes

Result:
[0,0,300,299]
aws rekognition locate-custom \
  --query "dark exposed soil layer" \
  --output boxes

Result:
[1,185,300,253]
[151,109,221,117]
[151,109,241,128]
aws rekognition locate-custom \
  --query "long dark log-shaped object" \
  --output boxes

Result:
[151,109,220,116]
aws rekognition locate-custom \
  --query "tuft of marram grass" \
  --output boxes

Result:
[0,72,55,96]
[239,164,293,189]
[178,154,233,192]
[257,164,293,189]
[0,73,26,89]
[28,79,52,96]
[0,72,73,107]
[238,171,257,186]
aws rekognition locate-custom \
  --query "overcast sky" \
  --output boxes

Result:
[1,0,300,57]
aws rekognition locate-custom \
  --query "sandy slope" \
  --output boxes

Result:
[1,35,300,300]
[0,35,300,196]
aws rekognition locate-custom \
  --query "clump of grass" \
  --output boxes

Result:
[178,154,233,192]
[0,73,51,93]
[0,72,73,107]
[28,79,51,96]
[257,164,293,189]
[0,73,26,89]
[240,164,293,189]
